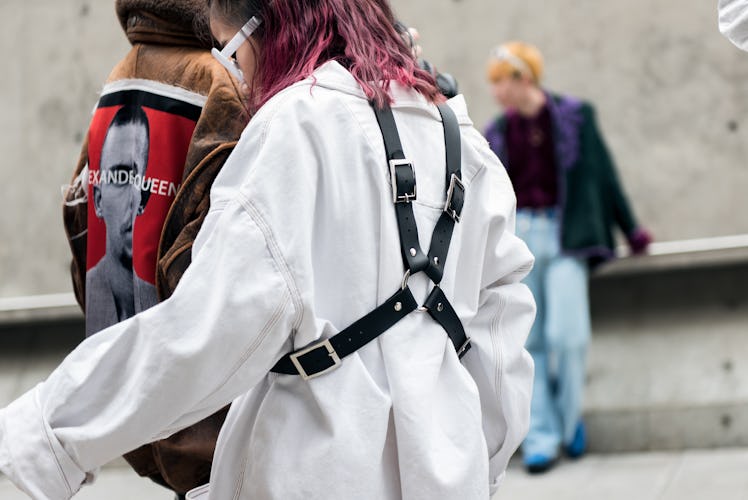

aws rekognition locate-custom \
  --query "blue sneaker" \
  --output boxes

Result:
[565,420,587,459]
[523,453,557,474]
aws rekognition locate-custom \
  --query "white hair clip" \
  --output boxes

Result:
[490,46,533,78]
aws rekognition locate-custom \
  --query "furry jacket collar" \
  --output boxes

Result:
[115,0,211,47]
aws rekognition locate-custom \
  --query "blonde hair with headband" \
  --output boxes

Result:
[486,41,544,84]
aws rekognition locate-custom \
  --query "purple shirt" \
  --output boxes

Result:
[504,105,559,209]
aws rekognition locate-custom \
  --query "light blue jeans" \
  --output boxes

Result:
[516,208,591,458]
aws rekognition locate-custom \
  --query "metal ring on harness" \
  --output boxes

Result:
[401,270,436,312]
[401,269,411,290]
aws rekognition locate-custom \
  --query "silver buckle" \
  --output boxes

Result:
[456,337,472,358]
[444,174,465,222]
[289,339,342,381]
[389,159,417,203]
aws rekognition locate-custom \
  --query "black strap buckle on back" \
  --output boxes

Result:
[271,287,419,380]
[271,101,470,380]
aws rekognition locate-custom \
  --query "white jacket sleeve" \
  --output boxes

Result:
[462,158,535,495]
[719,0,748,50]
[0,96,319,499]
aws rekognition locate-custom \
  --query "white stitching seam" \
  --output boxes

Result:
[190,287,291,415]
[492,291,507,406]
[232,445,250,500]
[173,200,298,420]
[228,195,305,500]
[237,193,304,333]
[37,391,75,497]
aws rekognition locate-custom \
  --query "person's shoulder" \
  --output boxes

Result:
[547,91,599,127]
[253,76,363,138]
[483,114,507,136]
[576,100,596,119]
[249,89,323,142]
[459,121,511,188]
[575,101,599,128]
[87,260,104,279]
[547,91,588,111]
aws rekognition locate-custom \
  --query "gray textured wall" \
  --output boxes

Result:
[1,0,747,297]
[0,1,129,297]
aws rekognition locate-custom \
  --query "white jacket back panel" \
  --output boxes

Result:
[199,62,535,499]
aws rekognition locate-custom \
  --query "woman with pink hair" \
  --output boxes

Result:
[0,1,535,498]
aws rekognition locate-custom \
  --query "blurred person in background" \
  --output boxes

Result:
[61,0,248,497]
[719,0,748,50]
[484,41,651,474]
[0,0,535,498]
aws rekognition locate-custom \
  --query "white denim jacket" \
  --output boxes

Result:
[0,62,535,500]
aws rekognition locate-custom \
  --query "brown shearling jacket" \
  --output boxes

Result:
[62,0,248,494]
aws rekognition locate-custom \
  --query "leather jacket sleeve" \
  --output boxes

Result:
[155,67,249,301]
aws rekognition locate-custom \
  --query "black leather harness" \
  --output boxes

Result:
[271,102,469,380]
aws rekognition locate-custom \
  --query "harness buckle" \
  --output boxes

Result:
[390,159,417,203]
[289,339,342,381]
[444,174,465,222]
[456,337,472,359]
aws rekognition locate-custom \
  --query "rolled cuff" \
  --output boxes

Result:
[0,386,93,500]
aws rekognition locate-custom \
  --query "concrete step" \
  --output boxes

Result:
[585,262,748,452]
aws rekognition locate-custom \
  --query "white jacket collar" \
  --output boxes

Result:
[283,60,472,126]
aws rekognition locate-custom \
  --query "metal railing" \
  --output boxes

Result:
[601,234,748,276]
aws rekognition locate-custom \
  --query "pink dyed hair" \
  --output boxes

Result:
[209,0,443,110]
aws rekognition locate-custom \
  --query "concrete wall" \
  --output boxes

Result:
[0,1,129,297]
[2,0,748,297]
[586,263,748,451]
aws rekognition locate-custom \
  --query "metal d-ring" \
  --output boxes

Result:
[401,270,411,290]
[402,271,441,312]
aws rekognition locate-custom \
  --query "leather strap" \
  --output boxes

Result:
[271,287,419,379]
[270,102,470,380]
[423,286,471,359]
[424,103,464,284]
[437,103,462,184]
[371,105,430,275]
